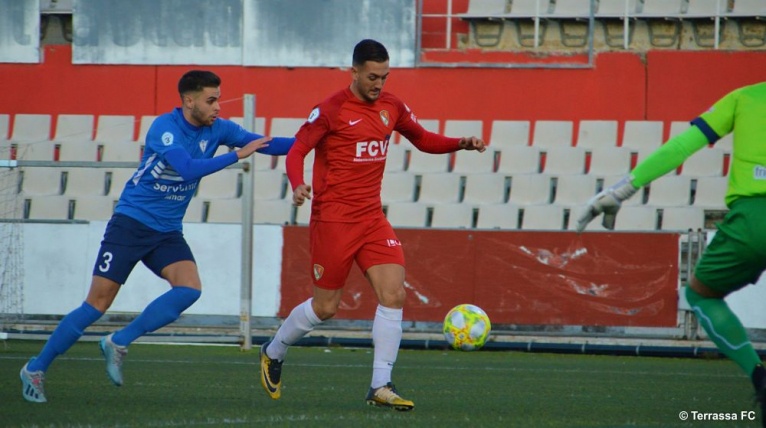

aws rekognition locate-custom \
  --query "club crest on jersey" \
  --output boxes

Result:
[161,132,174,146]
[307,107,320,123]
[386,239,401,247]
[199,139,208,152]
[313,264,324,280]
[379,110,390,127]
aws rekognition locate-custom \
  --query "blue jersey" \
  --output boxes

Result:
[114,108,293,232]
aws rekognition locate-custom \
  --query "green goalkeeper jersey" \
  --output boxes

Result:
[631,82,766,207]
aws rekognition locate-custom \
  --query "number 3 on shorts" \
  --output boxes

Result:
[98,251,113,273]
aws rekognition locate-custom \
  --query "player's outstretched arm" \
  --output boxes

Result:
[458,137,486,152]
[575,176,638,232]
[236,136,272,159]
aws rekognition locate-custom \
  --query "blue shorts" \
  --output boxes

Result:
[92,214,195,284]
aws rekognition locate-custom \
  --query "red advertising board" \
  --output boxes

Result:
[280,227,679,327]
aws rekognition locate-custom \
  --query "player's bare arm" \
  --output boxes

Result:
[236,136,272,159]
[292,184,312,206]
[458,136,486,152]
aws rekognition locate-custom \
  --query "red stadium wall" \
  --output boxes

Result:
[281,227,680,327]
[2,46,764,142]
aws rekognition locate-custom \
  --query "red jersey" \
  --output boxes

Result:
[287,87,460,222]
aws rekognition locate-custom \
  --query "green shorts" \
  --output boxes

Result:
[694,197,766,293]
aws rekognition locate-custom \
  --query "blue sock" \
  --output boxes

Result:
[111,286,201,347]
[28,302,103,372]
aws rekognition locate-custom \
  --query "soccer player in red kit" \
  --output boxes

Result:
[259,39,486,410]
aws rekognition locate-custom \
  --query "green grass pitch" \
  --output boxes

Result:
[0,340,759,427]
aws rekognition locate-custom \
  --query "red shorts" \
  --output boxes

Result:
[309,216,405,290]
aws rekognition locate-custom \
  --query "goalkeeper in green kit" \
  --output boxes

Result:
[577,82,766,426]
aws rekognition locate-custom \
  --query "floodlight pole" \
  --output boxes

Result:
[240,94,256,351]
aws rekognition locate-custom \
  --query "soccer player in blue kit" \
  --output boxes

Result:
[19,70,294,403]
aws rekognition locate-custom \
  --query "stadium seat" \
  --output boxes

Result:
[661,206,706,231]
[0,140,12,160]
[106,169,137,197]
[692,176,728,209]
[596,0,640,47]
[542,146,586,175]
[11,114,52,142]
[20,167,63,195]
[0,114,9,140]
[552,174,598,207]
[58,141,101,162]
[417,173,462,204]
[645,175,692,207]
[136,116,157,143]
[15,141,57,161]
[576,120,618,149]
[489,120,531,148]
[294,199,311,225]
[680,147,725,177]
[205,198,242,223]
[596,0,639,18]
[460,0,507,19]
[252,170,286,200]
[508,174,553,205]
[25,195,71,220]
[0,187,24,219]
[431,203,475,229]
[726,0,766,46]
[520,205,565,230]
[101,142,142,162]
[545,0,595,47]
[407,149,451,174]
[668,121,691,139]
[462,173,508,205]
[54,114,94,142]
[587,147,632,177]
[614,206,658,231]
[686,0,727,17]
[183,197,206,223]
[385,143,408,172]
[381,172,417,204]
[495,146,542,175]
[621,120,664,151]
[385,202,429,228]
[531,120,574,149]
[228,116,267,134]
[726,0,766,17]
[95,115,135,143]
[636,0,684,47]
[476,203,521,229]
[253,199,293,225]
[546,0,593,18]
[71,196,116,221]
[63,169,108,197]
[270,117,306,138]
[508,0,550,18]
[452,149,497,174]
[460,0,508,48]
[196,168,241,199]
[445,119,483,139]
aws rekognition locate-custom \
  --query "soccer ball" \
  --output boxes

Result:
[443,304,491,351]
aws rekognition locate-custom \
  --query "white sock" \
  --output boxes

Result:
[371,304,403,389]
[267,298,322,361]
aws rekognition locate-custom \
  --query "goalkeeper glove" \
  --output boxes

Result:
[576,176,638,232]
